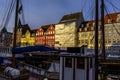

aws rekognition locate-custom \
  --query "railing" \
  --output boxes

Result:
[17,61,59,79]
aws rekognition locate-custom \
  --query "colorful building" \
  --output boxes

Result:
[104,12,120,54]
[35,26,45,45]
[79,20,102,49]
[12,23,23,47]
[21,24,36,47]
[79,12,120,54]
[35,24,55,47]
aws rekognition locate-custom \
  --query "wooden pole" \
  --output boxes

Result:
[62,57,64,80]
[101,0,106,61]
[73,58,75,80]
[95,0,99,80]
[12,0,19,67]
[101,1,107,80]
[86,58,90,80]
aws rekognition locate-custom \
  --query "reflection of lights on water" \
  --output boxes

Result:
[44,78,48,80]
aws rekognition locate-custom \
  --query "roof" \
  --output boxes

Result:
[41,24,52,32]
[13,46,67,53]
[31,29,37,34]
[60,12,83,23]
[104,12,120,24]
[0,27,7,33]
[22,24,31,34]
[79,20,95,32]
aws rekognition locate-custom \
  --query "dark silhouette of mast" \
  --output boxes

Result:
[95,0,99,80]
[101,0,106,61]
[12,0,19,67]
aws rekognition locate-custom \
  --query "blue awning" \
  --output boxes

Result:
[13,46,66,53]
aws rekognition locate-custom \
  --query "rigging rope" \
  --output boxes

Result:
[0,0,13,29]
[104,3,120,36]
[19,0,25,24]
[4,0,15,28]
[0,0,15,30]
[106,0,120,12]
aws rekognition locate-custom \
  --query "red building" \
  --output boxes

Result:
[35,24,55,47]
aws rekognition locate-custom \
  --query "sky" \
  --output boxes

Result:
[0,0,120,32]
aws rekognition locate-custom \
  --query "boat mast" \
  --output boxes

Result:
[95,0,99,80]
[12,0,19,67]
[101,0,106,61]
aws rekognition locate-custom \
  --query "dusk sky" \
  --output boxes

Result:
[0,0,120,32]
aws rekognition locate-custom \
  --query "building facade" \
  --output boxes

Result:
[104,12,120,54]
[21,24,36,47]
[0,27,12,46]
[35,27,45,45]
[55,12,84,49]
[79,12,120,54]
[0,27,12,56]
[79,20,102,49]
[35,24,55,47]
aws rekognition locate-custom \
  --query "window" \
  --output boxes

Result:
[117,18,120,22]
[91,27,94,30]
[65,58,72,68]
[79,28,82,31]
[108,39,111,44]
[81,40,84,44]
[85,40,88,44]
[90,58,93,68]
[55,41,59,44]
[117,14,120,22]
[77,58,85,69]
[108,19,113,23]
[93,23,95,27]
[53,31,55,34]
[85,28,87,31]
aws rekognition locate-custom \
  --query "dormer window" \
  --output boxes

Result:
[117,14,120,22]
[81,24,84,28]
[91,27,94,30]
[85,28,87,31]
[93,23,95,27]
[79,28,82,31]
[87,23,89,27]
[108,19,113,23]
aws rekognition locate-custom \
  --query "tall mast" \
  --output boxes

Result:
[12,0,19,67]
[101,0,106,61]
[95,0,99,80]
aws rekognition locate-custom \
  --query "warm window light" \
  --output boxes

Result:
[44,78,48,80]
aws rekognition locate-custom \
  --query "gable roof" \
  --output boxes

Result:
[0,27,7,33]
[104,12,120,24]
[31,29,37,34]
[60,12,83,23]
[41,25,50,32]
[22,24,31,34]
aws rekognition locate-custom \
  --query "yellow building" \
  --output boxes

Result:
[20,24,36,47]
[55,12,84,49]
[79,20,103,49]
[79,12,120,54]
[104,12,120,54]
